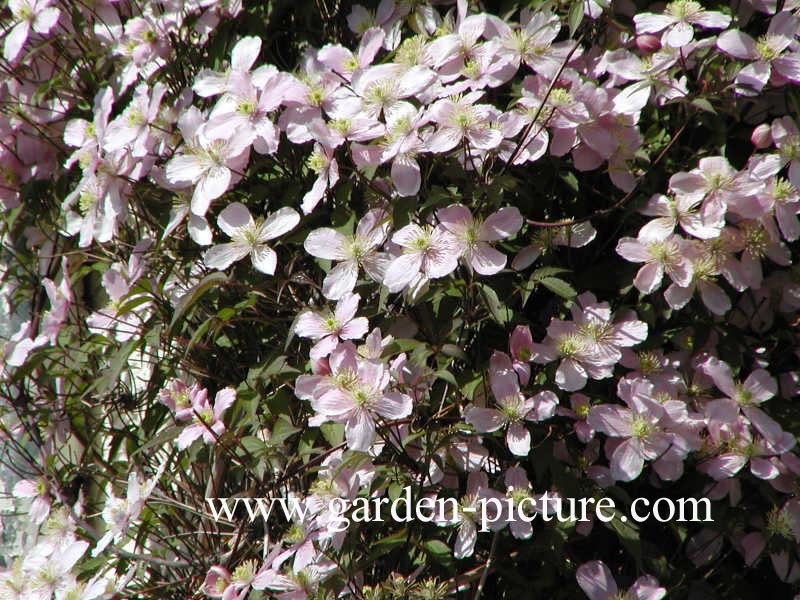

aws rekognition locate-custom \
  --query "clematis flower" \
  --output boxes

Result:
[576,560,665,600]
[294,292,370,361]
[616,227,693,294]
[701,357,794,449]
[193,36,271,98]
[771,116,800,187]
[93,465,166,556]
[203,202,300,275]
[509,325,534,385]
[12,477,51,524]
[303,209,390,299]
[301,143,339,214]
[530,319,611,392]
[3,0,61,63]
[311,349,412,452]
[383,223,460,292]
[465,351,557,456]
[86,241,153,342]
[588,378,671,481]
[496,9,575,76]
[436,204,523,275]
[40,257,72,345]
[164,107,251,217]
[158,379,207,421]
[104,82,167,158]
[633,0,730,48]
[717,12,800,95]
[435,471,506,559]
[204,67,295,155]
[175,387,236,450]
[639,192,724,240]
[424,91,503,153]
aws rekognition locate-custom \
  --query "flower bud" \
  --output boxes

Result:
[636,34,661,52]
[751,123,772,149]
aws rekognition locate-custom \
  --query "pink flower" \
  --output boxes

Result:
[465,352,557,456]
[203,202,300,275]
[193,36,269,98]
[317,27,384,82]
[435,471,505,559]
[301,143,339,214]
[12,477,50,524]
[175,387,236,450]
[165,108,251,217]
[303,209,390,299]
[3,0,60,63]
[382,223,460,292]
[158,379,207,421]
[639,192,724,240]
[204,68,292,156]
[588,379,672,481]
[701,357,794,449]
[86,241,152,342]
[294,292,370,360]
[576,560,665,600]
[40,257,72,345]
[311,348,412,452]
[634,1,730,48]
[436,204,523,275]
[717,13,800,94]
[424,91,503,153]
[771,116,800,187]
[104,82,167,158]
[497,10,575,76]
[616,227,693,294]
[509,325,534,385]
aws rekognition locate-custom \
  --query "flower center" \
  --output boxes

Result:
[755,35,782,61]
[631,416,652,439]
[666,0,702,18]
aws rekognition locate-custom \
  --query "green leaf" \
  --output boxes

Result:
[568,1,583,37]
[691,98,716,114]
[320,422,344,446]
[604,507,643,570]
[478,283,512,325]
[169,272,229,333]
[422,539,453,566]
[539,277,577,299]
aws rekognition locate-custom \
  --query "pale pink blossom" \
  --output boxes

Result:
[587,378,671,481]
[203,202,300,275]
[717,13,800,94]
[424,91,503,153]
[634,1,730,48]
[165,107,251,217]
[294,293,370,361]
[576,560,665,600]
[383,223,460,292]
[435,471,505,559]
[303,209,390,299]
[311,349,412,452]
[616,227,693,294]
[701,357,794,450]
[436,204,522,275]
[12,477,50,524]
[465,352,557,456]
[175,387,236,450]
[3,0,61,63]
